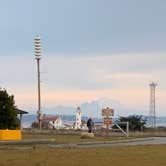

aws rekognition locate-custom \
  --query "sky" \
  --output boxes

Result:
[0,0,166,116]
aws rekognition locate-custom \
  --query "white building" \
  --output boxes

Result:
[42,115,62,129]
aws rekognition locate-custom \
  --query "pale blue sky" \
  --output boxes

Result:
[0,0,166,54]
[0,0,166,116]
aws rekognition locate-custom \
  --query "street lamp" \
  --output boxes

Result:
[34,35,42,130]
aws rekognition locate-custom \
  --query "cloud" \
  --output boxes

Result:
[0,52,165,116]
[42,52,166,90]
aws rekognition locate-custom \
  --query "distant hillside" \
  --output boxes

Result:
[41,98,125,117]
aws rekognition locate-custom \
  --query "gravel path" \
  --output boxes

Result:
[1,137,166,149]
[76,137,166,148]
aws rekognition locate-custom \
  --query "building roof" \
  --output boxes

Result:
[42,115,60,121]
[15,109,28,115]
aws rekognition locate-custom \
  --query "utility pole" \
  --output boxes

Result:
[34,36,42,130]
[149,82,157,128]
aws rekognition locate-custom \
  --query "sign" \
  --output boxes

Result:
[102,107,114,116]
[101,107,115,137]
[104,117,112,125]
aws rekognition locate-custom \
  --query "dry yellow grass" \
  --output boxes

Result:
[0,145,166,166]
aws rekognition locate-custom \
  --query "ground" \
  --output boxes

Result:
[0,145,166,166]
[1,132,166,165]
[23,133,130,144]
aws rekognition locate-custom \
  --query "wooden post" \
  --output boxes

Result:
[20,114,23,130]
[102,107,114,137]
[106,121,109,137]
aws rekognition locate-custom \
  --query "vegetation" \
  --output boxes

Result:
[117,115,147,131]
[31,121,38,128]
[0,89,19,129]
[0,145,166,166]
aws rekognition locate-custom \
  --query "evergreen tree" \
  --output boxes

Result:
[118,115,147,131]
[0,89,19,129]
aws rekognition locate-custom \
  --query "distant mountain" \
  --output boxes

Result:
[21,96,154,128]
[80,98,125,117]
[42,98,125,118]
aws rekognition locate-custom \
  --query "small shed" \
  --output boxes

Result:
[15,109,28,130]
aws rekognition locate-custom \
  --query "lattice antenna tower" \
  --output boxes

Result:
[149,82,157,128]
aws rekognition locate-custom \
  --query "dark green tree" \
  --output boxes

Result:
[118,115,147,131]
[0,89,19,129]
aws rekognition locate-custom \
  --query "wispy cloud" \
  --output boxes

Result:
[0,52,165,115]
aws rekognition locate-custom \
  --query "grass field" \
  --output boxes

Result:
[0,145,166,166]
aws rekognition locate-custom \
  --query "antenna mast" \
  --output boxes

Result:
[149,82,157,128]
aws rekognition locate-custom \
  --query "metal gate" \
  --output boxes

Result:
[113,122,129,137]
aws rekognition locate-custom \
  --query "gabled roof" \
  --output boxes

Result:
[43,115,60,121]
[15,109,28,115]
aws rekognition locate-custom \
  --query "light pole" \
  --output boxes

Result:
[34,35,42,130]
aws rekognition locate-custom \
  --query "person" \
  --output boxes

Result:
[87,118,95,133]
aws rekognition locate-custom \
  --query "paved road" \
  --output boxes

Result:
[76,137,166,148]
[1,137,166,150]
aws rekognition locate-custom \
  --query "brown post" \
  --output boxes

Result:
[37,59,42,130]
[106,121,109,136]
[20,114,22,130]
[102,107,114,137]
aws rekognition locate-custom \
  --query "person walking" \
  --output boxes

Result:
[87,118,95,133]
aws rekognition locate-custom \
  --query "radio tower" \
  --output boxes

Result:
[149,82,157,128]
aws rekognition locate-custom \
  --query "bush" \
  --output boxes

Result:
[117,115,147,131]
